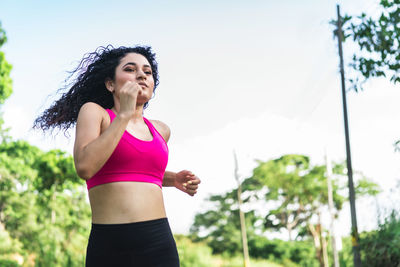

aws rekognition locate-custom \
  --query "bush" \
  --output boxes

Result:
[215,254,283,267]
[0,258,20,267]
[177,234,285,266]
[0,228,22,255]
[338,236,353,267]
[248,235,318,267]
[359,211,400,266]
[175,234,214,267]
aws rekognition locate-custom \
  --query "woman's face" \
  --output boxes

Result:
[108,52,155,106]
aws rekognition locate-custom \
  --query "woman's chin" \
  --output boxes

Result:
[136,98,152,106]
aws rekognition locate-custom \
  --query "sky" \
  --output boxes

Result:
[1,0,400,240]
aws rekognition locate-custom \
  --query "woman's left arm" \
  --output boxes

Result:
[151,120,201,196]
[163,170,201,196]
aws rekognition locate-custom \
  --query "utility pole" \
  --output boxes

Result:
[335,5,361,267]
[233,150,250,267]
[325,148,340,267]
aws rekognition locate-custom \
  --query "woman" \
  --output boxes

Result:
[34,45,201,266]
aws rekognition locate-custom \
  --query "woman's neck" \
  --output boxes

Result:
[112,103,145,122]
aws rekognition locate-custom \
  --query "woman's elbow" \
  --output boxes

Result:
[75,163,94,181]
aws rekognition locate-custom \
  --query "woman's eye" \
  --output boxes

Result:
[145,71,152,75]
[125,68,135,72]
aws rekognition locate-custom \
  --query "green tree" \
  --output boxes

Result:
[334,1,400,149]
[190,190,313,266]
[358,211,400,266]
[0,21,13,140]
[0,22,12,103]
[191,154,379,267]
[190,190,259,255]
[243,155,379,267]
[335,0,400,91]
[0,141,90,266]
[0,21,90,266]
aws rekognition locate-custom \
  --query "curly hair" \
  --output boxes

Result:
[33,45,159,132]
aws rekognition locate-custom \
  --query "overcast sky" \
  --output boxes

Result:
[1,0,400,238]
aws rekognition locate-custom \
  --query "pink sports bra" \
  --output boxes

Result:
[86,109,169,190]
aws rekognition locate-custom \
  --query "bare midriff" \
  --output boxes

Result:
[88,181,166,224]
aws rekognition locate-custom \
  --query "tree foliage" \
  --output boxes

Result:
[335,0,400,91]
[0,22,12,104]
[190,189,259,255]
[0,21,12,140]
[359,211,400,266]
[0,140,90,266]
[0,22,91,266]
[190,154,379,267]
[242,155,344,240]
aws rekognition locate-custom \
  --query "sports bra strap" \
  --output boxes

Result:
[106,109,116,122]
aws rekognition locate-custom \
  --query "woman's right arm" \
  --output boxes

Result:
[73,102,130,180]
[74,81,141,180]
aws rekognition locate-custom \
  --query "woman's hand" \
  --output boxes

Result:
[118,81,142,118]
[174,170,201,196]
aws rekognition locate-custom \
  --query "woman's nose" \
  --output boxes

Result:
[136,69,146,80]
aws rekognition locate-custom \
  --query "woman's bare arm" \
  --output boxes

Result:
[73,102,130,180]
[74,81,142,180]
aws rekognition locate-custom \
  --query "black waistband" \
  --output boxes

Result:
[91,217,168,229]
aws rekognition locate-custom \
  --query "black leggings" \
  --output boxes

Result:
[86,218,180,267]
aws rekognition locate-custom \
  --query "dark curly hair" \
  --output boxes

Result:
[33,45,159,132]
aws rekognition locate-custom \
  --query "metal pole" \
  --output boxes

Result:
[233,150,250,267]
[325,148,340,267]
[336,5,361,267]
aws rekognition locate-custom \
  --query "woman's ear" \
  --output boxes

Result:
[105,78,114,93]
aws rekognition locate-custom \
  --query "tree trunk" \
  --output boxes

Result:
[322,232,329,267]
[0,218,5,231]
[51,181,58,224]
[288,225,293,241]
[318,212,329,267]
[308,223,324,267]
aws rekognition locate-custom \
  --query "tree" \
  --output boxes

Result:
[0,140,90,266]
[334,1,400,150]
[337,0,400,91]
[359,211,400,266]
[0,23,21,266]
[0,21,13,140]
[190,190,259,256]
[190,154,380,267]
[243,155,343,242]
[243,155,379,267]
[190,188,316,266]
[0,21,91,266]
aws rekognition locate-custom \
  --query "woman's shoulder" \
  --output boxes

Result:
[149,119,170,143]
[80,102,107,113]
[79,102,109,117]
[77,102,110,125]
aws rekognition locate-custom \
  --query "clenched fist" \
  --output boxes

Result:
[118,81,143,118]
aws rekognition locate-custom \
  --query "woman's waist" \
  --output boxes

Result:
[88,182,166,224]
